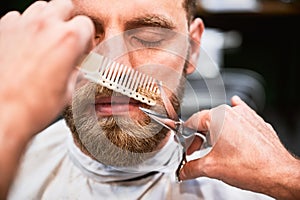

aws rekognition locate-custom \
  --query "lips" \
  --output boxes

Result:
[95,96,141,116]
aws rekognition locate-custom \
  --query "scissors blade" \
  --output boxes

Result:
[140,107,210,145]
[157,81,180,121]
[139,107,197,148]
[139,107,178,132]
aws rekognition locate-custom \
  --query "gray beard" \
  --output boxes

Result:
[71,97,169,167]
[63,82,173,167]
[63,67,186,168]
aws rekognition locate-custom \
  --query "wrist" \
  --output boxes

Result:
[0,104,34,199]
[265,156,300,200]
[0,103,34,146]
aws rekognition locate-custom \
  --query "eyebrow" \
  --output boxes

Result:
[124,15,176,30]
[72,11,176,31]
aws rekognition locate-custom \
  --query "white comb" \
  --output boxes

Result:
[79,52,160,106]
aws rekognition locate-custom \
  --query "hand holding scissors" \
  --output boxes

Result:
[140,82,211,182]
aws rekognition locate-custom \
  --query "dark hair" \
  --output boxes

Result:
[183,0,196,22]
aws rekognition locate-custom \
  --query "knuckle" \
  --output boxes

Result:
[66,27,81,40]
[214,104,231,114]
[190,112,201,120]
[62,27,81,46]
[201,157,214,177]
[223,104,231,111]
[0,11,20,24]
[32,1,48,7]
[28,18,49,32]
[29,1,48,11]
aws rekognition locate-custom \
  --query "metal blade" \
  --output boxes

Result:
[157,81,180,121]
[139,107,177,132]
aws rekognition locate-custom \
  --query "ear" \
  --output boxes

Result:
[186,18,204,75]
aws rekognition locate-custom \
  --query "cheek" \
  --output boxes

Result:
[130,50,187,92]
[74,72,90,90]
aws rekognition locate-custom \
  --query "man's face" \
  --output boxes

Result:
[63,0,202,168]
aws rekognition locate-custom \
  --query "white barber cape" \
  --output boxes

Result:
[8,120,274,200]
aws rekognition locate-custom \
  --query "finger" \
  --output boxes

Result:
[179,158,207,180]
[46,0,74,20]
[186,136,203,155]
[231,96,256,120]
[0,11,20,25]
[58,15,94,72]
[22,1,48,17]
[231,96,269,131]
[231,95,244,106]
[184,110,210,132]
[64,70,79,104]
[231,95,257,117]
[66,15,95,55]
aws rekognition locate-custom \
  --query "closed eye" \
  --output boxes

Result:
[132,37,163,48]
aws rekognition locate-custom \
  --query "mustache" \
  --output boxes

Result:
[71,83,115,116]
[71,78,182,120]
[72,82,160,113]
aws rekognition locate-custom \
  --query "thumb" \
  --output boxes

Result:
[179,157,208,181]
[63,69,79,105]
[231,95,245,107]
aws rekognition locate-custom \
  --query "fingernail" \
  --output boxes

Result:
[232,95,241,101]
[178,170,185,181]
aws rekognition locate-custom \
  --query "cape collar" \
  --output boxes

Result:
[68,132,182,182]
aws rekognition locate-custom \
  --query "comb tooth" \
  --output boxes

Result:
[154,86,159,94]
[98,56,108,74]
[122,67,132,90]
[102,66,109,79]
[132,72,143,92]
[129,70,138,91]
[146,76,153,91]
[125,69,135,89]
[152,87,157,95]
[148,79,154,92]
[111,62,119,82]
[139,74,146,88]
[99,58,109,77]
[137,74,146,93]
[115,64,124,86]
[119,64,129,86]
[143,75,149,90]
[102,61,113,79]
[97,55,104,72]
[152,80,158,93]
[150,80,155,92]
[106,62,115,81]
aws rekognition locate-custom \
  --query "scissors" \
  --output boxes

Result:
[139,81,211,182]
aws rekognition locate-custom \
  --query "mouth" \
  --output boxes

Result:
[95,95,144,117]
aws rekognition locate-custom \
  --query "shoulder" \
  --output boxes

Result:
[32,119,70,145]
[22,119,72,154]
[8,120,72,199]
[20,119,71,164]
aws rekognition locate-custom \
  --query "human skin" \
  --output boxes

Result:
[0,0,94,198]
[179,96,300,200]
[69,0,204,161]
[65,1,300,199]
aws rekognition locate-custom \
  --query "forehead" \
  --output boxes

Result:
[72,0,188,32]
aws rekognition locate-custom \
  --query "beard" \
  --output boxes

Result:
[62,67,187,168]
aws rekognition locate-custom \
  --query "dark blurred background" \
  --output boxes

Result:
[193,0,300,156]
[1,0,300,156]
